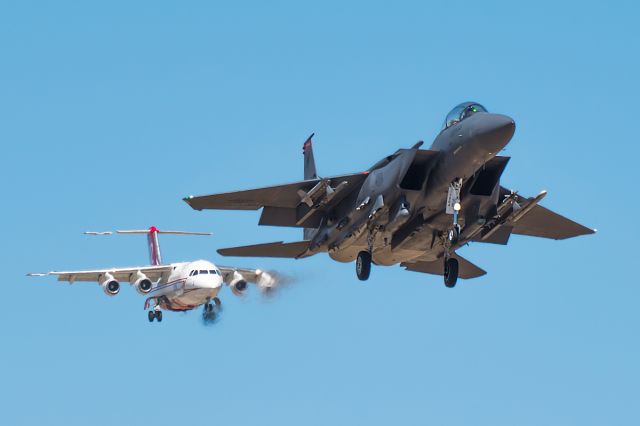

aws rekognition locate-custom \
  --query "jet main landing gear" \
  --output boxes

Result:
[356,251,372,281]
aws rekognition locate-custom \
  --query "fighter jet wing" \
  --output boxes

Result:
[401,253,487,279]
[184,172,369,211]
[500,187,595,240]
[27,265,171,283]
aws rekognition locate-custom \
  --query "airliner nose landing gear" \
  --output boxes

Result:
[202,299,221,323]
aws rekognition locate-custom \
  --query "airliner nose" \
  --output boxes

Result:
[473,113,515,153]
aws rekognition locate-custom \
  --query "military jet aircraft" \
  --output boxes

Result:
[184,102,595,287]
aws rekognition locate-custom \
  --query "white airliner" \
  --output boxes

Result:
[28,226,280,323]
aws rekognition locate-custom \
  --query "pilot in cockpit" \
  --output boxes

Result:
[444,102,488,128]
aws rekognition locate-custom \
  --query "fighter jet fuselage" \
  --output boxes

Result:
[312,108,516,266]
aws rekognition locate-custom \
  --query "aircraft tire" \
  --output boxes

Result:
[156,311,163,322]
[213,297,221,306]
[148,311,155,322]
[444,258,459,288]
[356,251,372,281]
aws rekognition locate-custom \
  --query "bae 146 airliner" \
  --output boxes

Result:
[28,226,282,323]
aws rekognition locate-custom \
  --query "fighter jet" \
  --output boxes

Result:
[184,102,595,287]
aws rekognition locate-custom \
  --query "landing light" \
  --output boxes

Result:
[454,202,461,211]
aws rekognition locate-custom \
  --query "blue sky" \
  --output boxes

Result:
[1,1,638,425]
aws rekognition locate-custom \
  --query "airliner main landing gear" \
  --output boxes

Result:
[146,297,163,322]
[148,308,163,322]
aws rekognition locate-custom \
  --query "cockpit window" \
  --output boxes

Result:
[444,102,488,128]
[209,270,217,275]
[199,270,208,274]
[193,270,198,276]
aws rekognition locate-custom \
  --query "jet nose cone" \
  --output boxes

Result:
[473,113,515,153]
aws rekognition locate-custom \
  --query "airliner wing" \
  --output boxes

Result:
[27,265,172,283]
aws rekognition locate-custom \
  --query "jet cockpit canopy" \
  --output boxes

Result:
[444,102,488,128]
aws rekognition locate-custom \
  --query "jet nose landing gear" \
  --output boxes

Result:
[444,257,459,288]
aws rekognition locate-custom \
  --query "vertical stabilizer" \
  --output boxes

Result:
[147,227,162,265]
[303,133,317,180]
[303,133,318,240]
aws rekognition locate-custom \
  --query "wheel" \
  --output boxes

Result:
[356,251,372,281]
[205,303,213,312]
[213,297,221,306]
[444,257,459,288]
[148,311,155,322]
[203,311,217,323]
[447,226,460,245]
[156,311,163,322]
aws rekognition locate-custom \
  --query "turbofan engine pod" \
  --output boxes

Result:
[100,272,120,296]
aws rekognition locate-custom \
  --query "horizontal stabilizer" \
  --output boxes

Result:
[402,253,486,279]
[217,241,311,258]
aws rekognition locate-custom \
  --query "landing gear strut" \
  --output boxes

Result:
[442,179,462,288]
[146,297,163,322]
[446,179,463,246]
[356,251,372,281]
[444,257,459,288]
